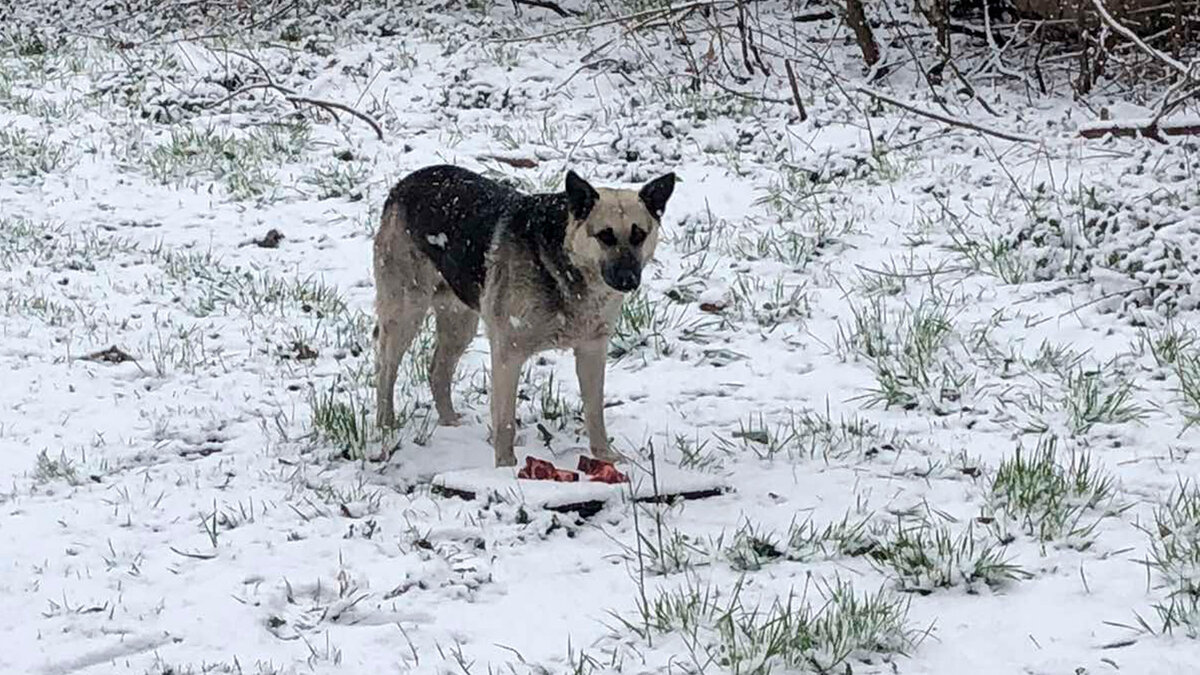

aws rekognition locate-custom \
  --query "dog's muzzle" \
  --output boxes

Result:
[602,253,641,293]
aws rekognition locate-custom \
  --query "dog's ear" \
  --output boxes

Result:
[639,172,676,221]
[565,170,598,221]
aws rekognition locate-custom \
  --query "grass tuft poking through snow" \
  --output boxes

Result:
[869,518,1029,594]
[988,436,1117,545]
[619,575,918,674]
[1175,353,1200,430]
[1147,482,1200,636]
[146,122,311,200]
[309,378,374,460]
[1062,366,1146,435]
[721,512,880,571]
[838,294,968,411]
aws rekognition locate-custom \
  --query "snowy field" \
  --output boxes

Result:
[2,1,1200,673]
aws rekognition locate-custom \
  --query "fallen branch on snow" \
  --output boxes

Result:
[208,81,384,141]
[510,0,580,18]
[1078,117,1200,141]
[855,87,1041,144]
[286,95,384,141]
[492,0,729,43]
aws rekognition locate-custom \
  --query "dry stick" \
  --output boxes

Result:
[793,9,836,22]
[578,4,706,64]
[1144,75,1198,130]
[511,0,579,17]
[1079,119,1200,139]
[288,96,384,141]
[492,0,729,43]
[978,0,1035,98]
[855,87,1041,143]
[854,262,973,279]
[751,36,771,77]
[880,0,953,115]
[736,0,754,75]
[1026,284,1168,328]
[707,76,791,104]
[784,60,808,121]
[209,81,384,141]
[208,81,283,109]
[1164,81,1200,112]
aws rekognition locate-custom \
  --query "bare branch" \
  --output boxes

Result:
[207,82,383,141]
[492,0,729,44]
[1079,118,1200,140]
[784,60,808,122]
[286,96,384,141]
[792,10,836,23]
[1087,0,1195,80]
[208,81,288,110]
[511,0,580,18]
[856,87,1042,144]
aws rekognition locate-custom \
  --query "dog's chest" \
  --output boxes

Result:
[556,290,621,343]
[491,285,621,351]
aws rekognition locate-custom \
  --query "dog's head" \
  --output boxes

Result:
[563,170,676,293]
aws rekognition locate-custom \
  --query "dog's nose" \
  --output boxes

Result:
[611,270,639,292]
[603,262,640,293]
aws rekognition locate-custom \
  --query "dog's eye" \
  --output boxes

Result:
[595,228,618,246]
[629,224,646,247]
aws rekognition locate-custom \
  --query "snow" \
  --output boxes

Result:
[1,1,1200,674]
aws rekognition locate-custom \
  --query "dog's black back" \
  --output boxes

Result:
[385,165,574,311]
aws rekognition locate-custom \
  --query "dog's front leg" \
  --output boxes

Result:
[575,339,618,461]
[489,341,525,468]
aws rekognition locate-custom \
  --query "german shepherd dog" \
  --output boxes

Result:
[374,165,676,467]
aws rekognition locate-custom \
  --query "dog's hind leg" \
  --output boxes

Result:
[375,288,431,429]
[431,288,479,426]
[575,339,619,461]
[374,205,435,430]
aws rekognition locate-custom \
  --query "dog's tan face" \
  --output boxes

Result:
[564,171,676,293]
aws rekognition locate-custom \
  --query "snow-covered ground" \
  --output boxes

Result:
[2,1,1200,673]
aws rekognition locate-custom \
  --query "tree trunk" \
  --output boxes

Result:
[845,0,880,67]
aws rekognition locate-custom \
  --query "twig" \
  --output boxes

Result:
[855,87,1041,143]
[1027,283,1171,327]
[492,0,728,43]
[1079,118,1200,140]
[793,10,836,22]
[854,263,973,278]
[170,547,218,560]
[784,60,808,121]
[207,81,383,140]
[511,0,580,18]
[208,81,287,109]
[736,0,754,75]
[1088,0,1195,79]
[287,95,384,140]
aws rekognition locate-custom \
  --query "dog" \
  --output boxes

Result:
[374,165,676,467]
